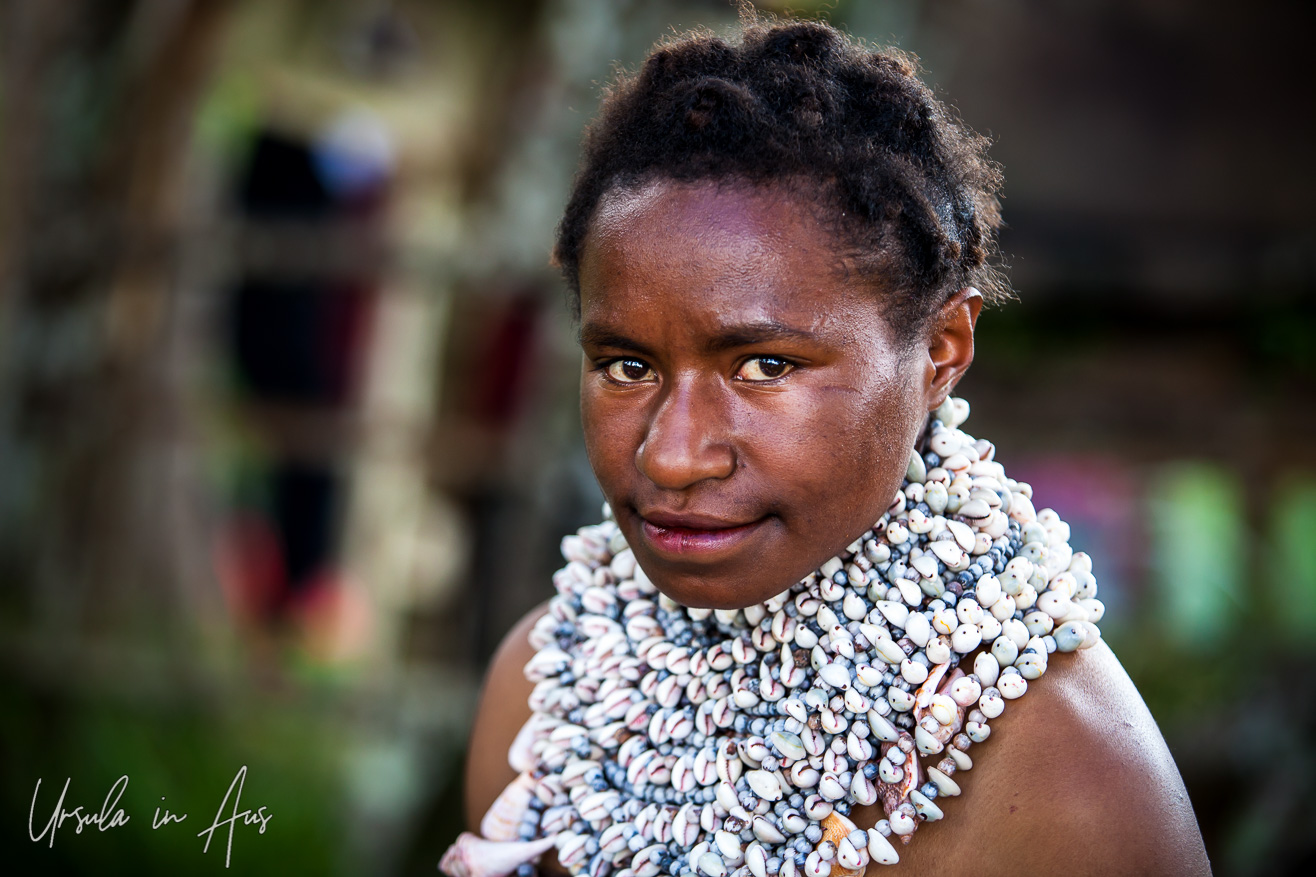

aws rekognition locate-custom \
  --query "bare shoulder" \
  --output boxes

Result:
[1002,640,1209,872]
[903,640,1212,875]
[463,602,549,830]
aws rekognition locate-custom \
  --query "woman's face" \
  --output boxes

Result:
[578,180,944,610]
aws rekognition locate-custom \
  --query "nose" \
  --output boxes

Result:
[636,376,736,490]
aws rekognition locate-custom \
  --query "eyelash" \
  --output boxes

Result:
[597,356,797,385]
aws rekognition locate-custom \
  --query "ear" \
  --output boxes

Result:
[923,287,982,411]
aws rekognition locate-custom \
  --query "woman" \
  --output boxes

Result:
[447,18,1211,877]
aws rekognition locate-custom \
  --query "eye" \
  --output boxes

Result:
[604,358,656,383]
[735,356,795,382]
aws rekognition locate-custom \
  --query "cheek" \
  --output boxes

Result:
[580,390,611,473]
[744,365,921,518]
[852,367,925,481]
[580,384,639,492]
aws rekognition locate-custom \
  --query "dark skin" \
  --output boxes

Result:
[463,181,1212,875]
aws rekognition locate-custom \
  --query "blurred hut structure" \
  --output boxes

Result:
[0,0,1313,875]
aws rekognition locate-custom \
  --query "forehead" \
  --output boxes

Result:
[579,180,894,337]
[587,180,836,279]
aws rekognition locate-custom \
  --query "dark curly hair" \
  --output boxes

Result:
[553,17,1010,335]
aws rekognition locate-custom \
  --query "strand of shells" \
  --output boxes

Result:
[441,397,1103,877]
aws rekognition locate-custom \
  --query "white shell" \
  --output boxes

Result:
[889,808,917,836]
[698,851,728,877]
[914,724,944,755]
[896,577,922,606]
[973,651,1000,687]
[1037,589,1072,620]
[440,833,558,877]
[673,804,700,847]
[957,498,992,520]
[955,598,984,625]
[1002,617,1030,650]
[837,836,865,870]
[804,794,833,821]
[888,686,916,712]
[911,554,939,579]
[820,707,847,734]
[790,762,820,789]
[951,623,982,654]
[946,519,975,551]
[927,766,961,796]
[925,636,952,665]
[910,789,944,821]
[929,693,959,726]
[900,659,929,685]
[874,638,907,666]
[930,539,968,569]
[1054,620,1086,652]
[999,673,1028,699]
[847,730,874,762]
[855,662,884,688]
[819,663,852,690]
[876,601,909,629]
[949,675,981,707]
[867,827,900,865]
[714,830,743,864]
[1016,650,1047,680]
[850,771,878,806]
[904,611,931,647]
[716,781,740,812]
[868,712,900,743]
[746,769,783,801]
[818,773,847,801]
[745,843,769,877]
[991,635,1019,666]
[843,591,868,621]
[978,688,1005,719]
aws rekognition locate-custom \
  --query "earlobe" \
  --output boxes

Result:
[924,287,982,411]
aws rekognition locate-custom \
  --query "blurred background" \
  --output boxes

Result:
[1,0,1312,873]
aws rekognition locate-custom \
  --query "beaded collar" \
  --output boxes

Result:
[441,397,1103,877]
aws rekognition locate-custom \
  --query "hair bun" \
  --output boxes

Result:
[680,78,751,133]
[757,21,841,65]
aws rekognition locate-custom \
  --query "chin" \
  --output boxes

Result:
[624,518,819,611]
[644,566,797,612]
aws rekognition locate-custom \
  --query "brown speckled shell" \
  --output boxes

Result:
[823,812,867,877]
[480,770,536,841]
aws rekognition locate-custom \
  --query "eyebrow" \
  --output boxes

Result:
[701,320,820,353]
[577,326,656,358]
[578,319,820,356]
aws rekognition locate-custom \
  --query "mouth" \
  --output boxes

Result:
[638,511,769,557]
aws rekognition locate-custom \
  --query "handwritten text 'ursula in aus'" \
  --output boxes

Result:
[28,766,273,868]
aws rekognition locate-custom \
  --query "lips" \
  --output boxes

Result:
[638,510,768,557]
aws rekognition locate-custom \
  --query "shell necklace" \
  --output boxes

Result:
[441,397,1104,877]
